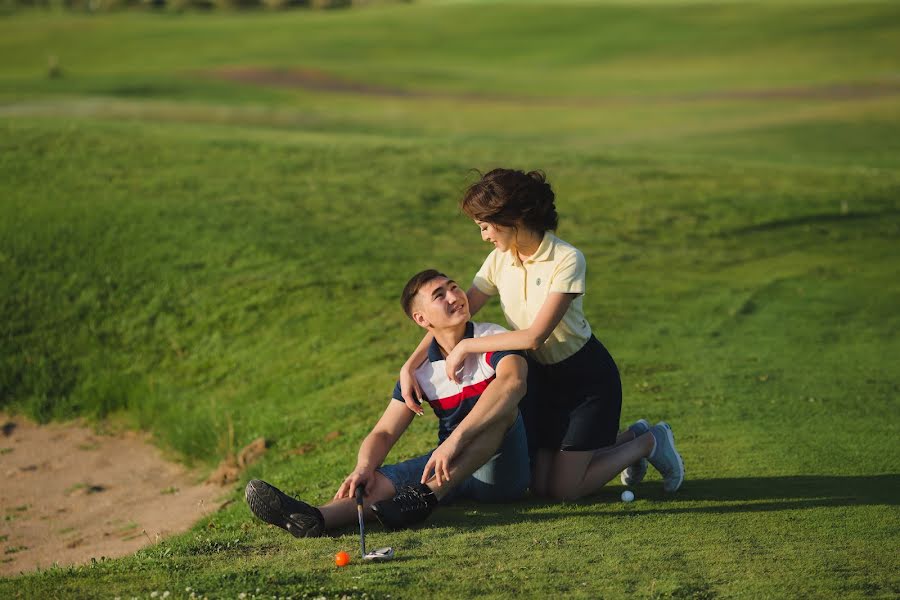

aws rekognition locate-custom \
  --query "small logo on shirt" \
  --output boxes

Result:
[536,278,542,286]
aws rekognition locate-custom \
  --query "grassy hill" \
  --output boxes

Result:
[1,1,898,597]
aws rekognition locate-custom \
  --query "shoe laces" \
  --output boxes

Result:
[393,486,431,513]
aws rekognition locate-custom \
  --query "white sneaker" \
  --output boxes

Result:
[620,419,650,486]
[648,422,685,493]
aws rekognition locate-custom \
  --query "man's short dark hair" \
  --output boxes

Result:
[401,269,447,320]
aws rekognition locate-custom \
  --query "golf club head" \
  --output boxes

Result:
[363,547,394,561]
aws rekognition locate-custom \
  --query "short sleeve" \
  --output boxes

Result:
[391,381,404,403]
[549,250,586,295]
[472,251,500,296]
[488,349,525,370]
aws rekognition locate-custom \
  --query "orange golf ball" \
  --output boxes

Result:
[334,551,350,567]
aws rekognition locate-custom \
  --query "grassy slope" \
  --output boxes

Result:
[1,2,899,598]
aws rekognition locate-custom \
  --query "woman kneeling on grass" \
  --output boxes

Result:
[400,168,684,500]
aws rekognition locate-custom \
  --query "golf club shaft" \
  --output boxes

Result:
[355,487,366,557]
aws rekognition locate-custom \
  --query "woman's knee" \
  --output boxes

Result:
[529,449,554,499]
[545,482,582,502]
[530,480,549,499]
[546,451,593,501]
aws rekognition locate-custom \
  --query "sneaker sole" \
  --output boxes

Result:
[655,422,684,493]
[245,480,315,538]
[620,419,651,486]
[621,458,648,486]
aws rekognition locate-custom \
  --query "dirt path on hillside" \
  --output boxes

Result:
[0,414,229,577]
[208,66,900,104]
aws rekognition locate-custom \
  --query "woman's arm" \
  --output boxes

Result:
[444,291,577,382]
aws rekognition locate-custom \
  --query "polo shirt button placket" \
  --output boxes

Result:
[522,266,528,301]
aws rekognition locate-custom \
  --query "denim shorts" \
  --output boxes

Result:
[377,413,530,504]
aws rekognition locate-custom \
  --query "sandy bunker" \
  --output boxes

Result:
[0,414,227,577]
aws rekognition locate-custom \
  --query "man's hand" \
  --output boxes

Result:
[444,340,470,384]
[421,439,459,487]
[400,364,425,416]
[334,467,376,501]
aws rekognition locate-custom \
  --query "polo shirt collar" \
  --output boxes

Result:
[427,321,475,363]
[510,232,556,265]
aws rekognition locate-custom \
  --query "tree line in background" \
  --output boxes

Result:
[1,0,410,12]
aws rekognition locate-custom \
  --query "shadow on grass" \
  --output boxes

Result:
[430,474,899,530]
[726,208,900,235]
[657,474,898,505]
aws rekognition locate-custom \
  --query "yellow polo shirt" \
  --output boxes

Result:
[472,232,592,365]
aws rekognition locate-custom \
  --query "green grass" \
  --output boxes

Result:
[1,1,899,598]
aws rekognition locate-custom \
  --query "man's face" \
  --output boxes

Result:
[412,277,470,329]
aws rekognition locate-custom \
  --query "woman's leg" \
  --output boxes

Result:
[530,448,556,498]
[528,338,651,500]
[609,428,638,448]
[545,433,655,501]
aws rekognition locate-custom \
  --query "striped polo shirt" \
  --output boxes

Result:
[392,321,523,443]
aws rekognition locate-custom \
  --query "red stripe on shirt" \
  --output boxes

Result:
[429,376,495,411]
[484,351,494,369]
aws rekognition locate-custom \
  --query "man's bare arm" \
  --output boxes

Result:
[449,355,527,446]
[421,355,527,485]
[334,400,415,499]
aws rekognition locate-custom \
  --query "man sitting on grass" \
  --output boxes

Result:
[245,269,530,535]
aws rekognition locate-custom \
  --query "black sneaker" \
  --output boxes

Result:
[371,483,438,530]
[245,479,325,538]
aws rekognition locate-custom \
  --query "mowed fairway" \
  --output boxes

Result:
[1,1,899,598]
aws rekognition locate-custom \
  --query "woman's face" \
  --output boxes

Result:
[476,220,516,252]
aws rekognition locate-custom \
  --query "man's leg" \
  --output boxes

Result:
[424,406,519,500]
[245,472,397,537]
[451,413,530,503]
[245,479,327,538]
[318,471,397,529]
[372,407,519,528]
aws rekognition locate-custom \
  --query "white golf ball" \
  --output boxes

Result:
[621,490,635,502]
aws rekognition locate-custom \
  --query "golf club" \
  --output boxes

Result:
[355,485,395,561]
